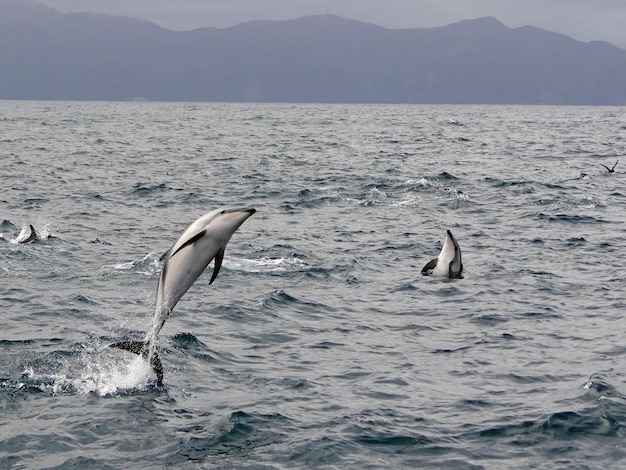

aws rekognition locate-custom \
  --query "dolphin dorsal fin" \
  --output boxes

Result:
[159,249,170,261]
[19,225,38,243]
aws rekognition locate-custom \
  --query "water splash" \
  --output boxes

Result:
[75,352,153,396]
[106,252,162,276]
[230,256,308,273]
[18,346,154,397]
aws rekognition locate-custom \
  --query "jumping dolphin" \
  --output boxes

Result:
[600,161,618,173]
[110,207,256,384]
[421,230,463,278]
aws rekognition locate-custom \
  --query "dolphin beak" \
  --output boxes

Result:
[227,207,256,216]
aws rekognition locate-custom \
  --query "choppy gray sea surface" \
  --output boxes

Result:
[1,101,626,469]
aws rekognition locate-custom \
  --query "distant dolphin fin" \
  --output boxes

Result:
[169,229,206,258]
[109,340,164,385]
[23,225,38,243]
[421,258,437,275]
[209,246,225,285]
[15,224,39,244]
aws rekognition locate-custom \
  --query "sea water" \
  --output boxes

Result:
[1,101,626,469]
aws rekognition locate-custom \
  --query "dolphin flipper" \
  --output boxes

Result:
[421,258,437,275]
[109,340,164,385]
[209,246,225,285]
[448,260,464,278]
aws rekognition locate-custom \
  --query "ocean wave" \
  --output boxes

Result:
[3,102,626,469]
[476,407,622,443]
[229,255,308,273]
[1,340,155,398]
[104,252,162,276]
[163,411,286,466]
[534,213,609,224]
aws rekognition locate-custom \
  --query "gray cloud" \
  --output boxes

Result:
[38,0,626,48]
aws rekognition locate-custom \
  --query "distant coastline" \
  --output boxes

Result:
[1,1,626,104]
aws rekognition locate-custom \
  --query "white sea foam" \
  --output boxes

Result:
[229,256,307,273]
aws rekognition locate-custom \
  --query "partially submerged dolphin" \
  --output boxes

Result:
[421,230,463,278]
[18,224,39,243]
[0,224,39,244]
[110,207,256,384]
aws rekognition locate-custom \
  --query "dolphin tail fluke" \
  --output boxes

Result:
[149,350,164,385]
[109,340,164,385]
[109,340,148,355]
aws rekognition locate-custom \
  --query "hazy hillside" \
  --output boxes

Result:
[2,0,626,104]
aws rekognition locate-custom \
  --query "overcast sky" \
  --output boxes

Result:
[38,0,626,49]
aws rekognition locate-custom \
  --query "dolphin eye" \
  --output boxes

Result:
[220,210,226,214]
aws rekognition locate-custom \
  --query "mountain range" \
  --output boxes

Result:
[2,0,626,104]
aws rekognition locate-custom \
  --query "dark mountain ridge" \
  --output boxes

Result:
[1,0,625,104]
